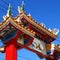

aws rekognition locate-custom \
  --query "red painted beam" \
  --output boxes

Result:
[28,24,32,29]
[25,47,58,60]
[25,47,50,59]
[44,35,49,40]
[49,38,54,43]
[17,37,34,50]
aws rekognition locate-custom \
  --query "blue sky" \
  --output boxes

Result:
[0,0,60,60]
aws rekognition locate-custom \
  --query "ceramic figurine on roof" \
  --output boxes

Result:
[0,1,60,60]
[18,1,25,14]
[3,4,12,20]
[21,1,24,11]
[7,4,12,16]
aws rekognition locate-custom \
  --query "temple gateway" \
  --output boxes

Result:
[0,1,60,60]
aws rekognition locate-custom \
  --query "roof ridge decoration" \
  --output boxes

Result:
[21,1,24,12]
[25,13,59,36]
[17,13,58,38]
[3,4,12,20]
[7,4,12,16]
[0,1,59,39]
[28,13,31,16]
[18,1,25,14]
[0,17,35,37]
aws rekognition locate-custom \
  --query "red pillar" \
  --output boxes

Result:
[6,37,17,60]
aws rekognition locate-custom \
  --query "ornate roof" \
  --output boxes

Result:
[0,16,35,37]
[0,3,59,39]
[14,12,58,39]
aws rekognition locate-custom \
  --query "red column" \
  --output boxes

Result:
[6,37,17,60]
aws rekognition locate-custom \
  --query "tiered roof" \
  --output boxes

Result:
[0,2,59,39]
[0,16,35,37]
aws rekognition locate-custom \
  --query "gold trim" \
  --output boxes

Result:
[0,12,58,39]
[0,17,35,37]
[55,45,60,52]
[18,13,57,39]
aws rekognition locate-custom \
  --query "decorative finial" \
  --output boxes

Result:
[52,28,59,35]
[18,6,21,14]
[28,13,31,16]
[3,4,12,20]
[7,4,12,17]
[41,23,45,28]
[48,28,52,32]
[18,1,25,14]
[3,15,7,20]
[21,1,24,12]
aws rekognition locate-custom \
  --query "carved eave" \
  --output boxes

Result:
[0,11,58,39]
[17,13,58,39]
[54,45,60,52]
[0,16,35,37]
